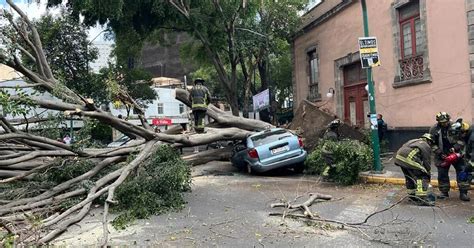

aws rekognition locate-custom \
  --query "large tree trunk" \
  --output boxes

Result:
[257,60,272,123]
[239,53,254,119]
[0,0,277,244]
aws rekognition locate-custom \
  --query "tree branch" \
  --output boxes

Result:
[6,0,54,79]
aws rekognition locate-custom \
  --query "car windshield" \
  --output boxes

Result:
[251,129,290,145]
[114,135,130,143]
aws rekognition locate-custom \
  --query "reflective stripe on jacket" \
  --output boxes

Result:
[189,84,211,111]
[394,139,431,174]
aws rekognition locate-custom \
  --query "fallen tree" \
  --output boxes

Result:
[0,0,273,245]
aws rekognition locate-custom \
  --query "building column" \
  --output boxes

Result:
[290,41,298,112]
[467,0,474,122]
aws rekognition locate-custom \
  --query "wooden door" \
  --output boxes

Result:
[343,63,368,128]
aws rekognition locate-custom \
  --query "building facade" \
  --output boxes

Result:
[90,42,114,73]
[109,84,189,133]
[138,32,195,79]
[293,0,473,142]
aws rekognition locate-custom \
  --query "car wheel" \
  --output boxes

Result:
[293,163,305,173]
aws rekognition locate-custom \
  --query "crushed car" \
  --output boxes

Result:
[230,128,307,173]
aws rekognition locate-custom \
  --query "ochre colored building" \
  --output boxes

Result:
[292,0,474,146]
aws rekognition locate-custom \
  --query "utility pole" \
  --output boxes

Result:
[361,0,382,172]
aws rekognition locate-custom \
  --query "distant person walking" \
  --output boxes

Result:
[377,114,387,142]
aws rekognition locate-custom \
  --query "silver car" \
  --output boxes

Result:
[231,128,307,173]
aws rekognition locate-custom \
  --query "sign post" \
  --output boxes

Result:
[358,37,380,69]
[360,0,382,173]
[252,89,270,112]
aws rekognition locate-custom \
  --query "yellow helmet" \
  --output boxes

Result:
[461,122,470,132]
[435,112,450,123]
[450,121,470,135]
[421,133,434,144]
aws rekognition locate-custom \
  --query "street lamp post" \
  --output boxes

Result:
[361,0,382,172]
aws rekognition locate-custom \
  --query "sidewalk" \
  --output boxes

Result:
[359,154,474,190]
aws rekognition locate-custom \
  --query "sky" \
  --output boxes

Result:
[0,0,112,44]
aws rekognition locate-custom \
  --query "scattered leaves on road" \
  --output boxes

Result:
[468,216,474,224]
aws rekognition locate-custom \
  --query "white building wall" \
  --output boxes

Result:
[90,42,114,73]
[109,87,189,125]
[0,79,58,120]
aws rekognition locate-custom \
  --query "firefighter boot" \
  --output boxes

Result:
[437,191,449,199]
[459,192,470,201]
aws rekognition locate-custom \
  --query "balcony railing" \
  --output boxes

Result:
[399,55,424,81]
[307,83,320,102]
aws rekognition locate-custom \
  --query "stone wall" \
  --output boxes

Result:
[467,0,474,121]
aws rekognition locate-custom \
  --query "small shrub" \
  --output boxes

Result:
[112,145,191,229]
[305,139,373,185]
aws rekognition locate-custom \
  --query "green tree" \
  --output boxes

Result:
[237,0,305,120]
[46,1,260,116]
[46,0,305,117]
[23,11,109,103]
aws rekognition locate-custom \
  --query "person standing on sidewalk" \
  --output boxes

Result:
[443,120,471,201]
[429,112,454,199]
[377,114,387,143]
[394,133,436,206]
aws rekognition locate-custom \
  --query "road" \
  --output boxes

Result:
[54,160,474,247]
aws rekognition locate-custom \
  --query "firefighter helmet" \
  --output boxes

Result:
[435,112,450,123]
[461,122,470,132]
[329,119,341,128]
[194,78,205,84]
[450,121,470,133]
[421,133,434,144]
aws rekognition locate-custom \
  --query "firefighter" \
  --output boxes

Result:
[394,133,436,206]
[323,119,341,141]
[189,78,211,134]
[442,120,471,201]
[429,112,454,199]
[320,119,342,174]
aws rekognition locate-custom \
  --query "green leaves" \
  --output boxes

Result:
[112,145,191,229]
[0,88,34,117]
[305,140,374,185]
[468,216,474,224]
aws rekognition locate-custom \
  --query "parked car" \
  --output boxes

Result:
[230,128,307,173]
[107,135,131,148]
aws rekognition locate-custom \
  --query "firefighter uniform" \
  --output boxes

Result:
[464,131,474,200]
[443,121,471,201]
[394,134,434,204]
[429,112,454,198]
[322,119,341,142]
[189,79,211,133]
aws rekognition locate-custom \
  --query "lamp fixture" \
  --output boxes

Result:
[326,87,335,98]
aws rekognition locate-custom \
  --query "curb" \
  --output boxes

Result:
[359,175,474,190]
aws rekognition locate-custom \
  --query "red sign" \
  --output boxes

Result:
[152,118,172,126]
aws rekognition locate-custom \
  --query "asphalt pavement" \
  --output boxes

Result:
[54,160,474,247]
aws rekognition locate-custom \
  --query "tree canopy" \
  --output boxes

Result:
[48,0,306,117]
